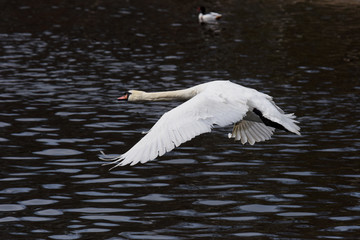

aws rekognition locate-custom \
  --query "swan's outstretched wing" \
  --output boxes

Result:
[100,91,249,167]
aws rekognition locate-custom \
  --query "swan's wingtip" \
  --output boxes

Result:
[109,163,121,171]
[98,151,115,160]
[98,151,126,170]
[100,156,128,170]
[98,151,109,160]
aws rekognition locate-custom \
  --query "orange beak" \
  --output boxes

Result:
[117,94,128,101]
[118,95,127,100]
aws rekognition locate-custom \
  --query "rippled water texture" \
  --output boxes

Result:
[1,0,359,239]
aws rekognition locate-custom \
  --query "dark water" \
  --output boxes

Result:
[1,0,359,239]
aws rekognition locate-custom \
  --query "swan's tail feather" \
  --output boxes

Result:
[282,113,301,136]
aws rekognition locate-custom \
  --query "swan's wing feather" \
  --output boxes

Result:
[229,120,275,145]
[105,92,248,167]
[248,94,300,135]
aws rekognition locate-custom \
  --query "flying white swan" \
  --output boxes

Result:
[100,80,300,168]
[197,6,222,24]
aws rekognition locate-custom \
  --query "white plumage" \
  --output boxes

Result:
[100,80,300,168]
[197,6,222,24]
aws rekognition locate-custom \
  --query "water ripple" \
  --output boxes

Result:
[34,148,83,156]
[0,204,25,212]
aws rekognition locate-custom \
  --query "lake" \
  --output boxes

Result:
[0,0,359,239]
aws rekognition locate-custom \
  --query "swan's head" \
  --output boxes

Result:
[117,90,145,102]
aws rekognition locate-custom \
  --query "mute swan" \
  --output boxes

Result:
[100,81,300,168]
[197,6,222,24]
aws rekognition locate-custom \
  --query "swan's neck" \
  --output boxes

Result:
[130,88,198,102]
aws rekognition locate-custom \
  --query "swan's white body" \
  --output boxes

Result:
[198,6,222,24]
[101,81,300,168]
